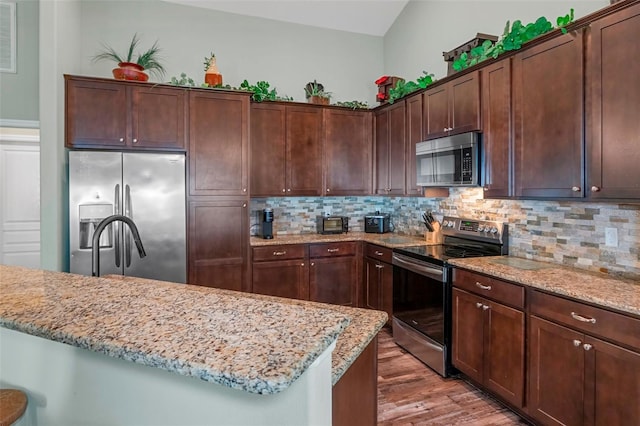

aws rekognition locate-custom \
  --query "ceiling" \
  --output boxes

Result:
[163,0,410,36]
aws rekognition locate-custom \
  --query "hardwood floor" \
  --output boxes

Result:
[377,328,528,425]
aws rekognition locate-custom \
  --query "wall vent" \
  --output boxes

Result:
[0,1,16,73]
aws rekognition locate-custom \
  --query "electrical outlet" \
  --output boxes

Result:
[605,227,618,247]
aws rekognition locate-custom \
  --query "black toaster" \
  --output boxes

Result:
[364,212,391,234]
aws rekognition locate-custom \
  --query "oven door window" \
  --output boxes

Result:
[393,265,445,345]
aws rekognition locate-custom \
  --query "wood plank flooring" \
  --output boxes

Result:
[377,328,529,425]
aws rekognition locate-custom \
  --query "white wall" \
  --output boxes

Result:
[78,1,384,104]
[384,0,608,80]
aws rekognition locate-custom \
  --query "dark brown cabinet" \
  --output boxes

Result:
[481,58,512,198]
[528,290,640,426]
[452,269,525,409]
[374,102,406,195]
[513,31,584,198]
[309,242,359,307]
[250,103,322,197]
[323,109,373,195]
[252,245,309,300]
[362,244,393,324]
[188,198,248,291]
[405,92,424,196]
[586,2,640,200]
[189,90,250,196]
[423,70,481,140]
[65,75,186,150]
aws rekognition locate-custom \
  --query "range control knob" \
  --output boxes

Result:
[442,220,449,227]
[477,225,484,232]
[448,221,456,228]
[490,227,498,234]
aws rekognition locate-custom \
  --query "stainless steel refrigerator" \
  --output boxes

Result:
[69,151,186,283]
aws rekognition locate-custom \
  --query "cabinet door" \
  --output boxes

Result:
[130,86,186,150]
[374,108,390,195]
[188,198,248,292]
[189,91,249,196]
[252,259,308,300]
[324,109,373,195]
[387,101,407,195]
[423,85,449,140]
[513,32,584,198]
[363,257,381,310]
[587,3,640,199]
[481,59,512,198]
[449,70,481,134]
[286,106,323,196]
[405,93,423,196]
[529,316,585,426]
[484,299,525,409]
[452,288,485,384]
[65,77,127,148]
[250,103,286,196]
[309,256,357,306]
[584,336,640,426]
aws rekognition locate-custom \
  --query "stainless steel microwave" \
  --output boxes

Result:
[416,132,479,187]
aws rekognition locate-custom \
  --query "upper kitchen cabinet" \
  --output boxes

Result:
[250,103,323,197]
[189,90,250,196]
[481,58,512,198]
[323,109,373,196]
[405,92,424,196]
[586,2,640,200]
[423,70,481,140]
[513,31,584,198]
[65,75,186,150]
[374,101,406,195]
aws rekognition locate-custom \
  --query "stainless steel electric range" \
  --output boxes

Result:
[391,216,508,377]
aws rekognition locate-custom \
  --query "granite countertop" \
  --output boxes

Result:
[448,256,640,317]
[251,231,433,248]
[0,265,357,395]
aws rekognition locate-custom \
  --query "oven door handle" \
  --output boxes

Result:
[392,253,445,281]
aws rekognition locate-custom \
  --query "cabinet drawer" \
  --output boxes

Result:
[252,244,306,262]
[453,269,524,309]
[364,244,392,263]
[530,290,640,351]
[309,242,357,258]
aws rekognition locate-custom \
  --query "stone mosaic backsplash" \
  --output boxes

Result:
[251,188,640,279]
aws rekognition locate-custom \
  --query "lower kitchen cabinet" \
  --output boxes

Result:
[452,269,525,409]
[528,291,640,425]
[188,198,248,291]
[309,242,359,307]
[251,244,308,300]
[362,244,393,324]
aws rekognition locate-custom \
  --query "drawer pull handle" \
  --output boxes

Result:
[327,248,340,253]
[583,343,593,351]
[374,251,384,256]
[475,282,492,291]
[375,264,384,269]
[571,312,596,324]
[573,339,582,347]
[273,251,287,256]
[476,302,483,308]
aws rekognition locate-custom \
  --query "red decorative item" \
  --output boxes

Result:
[375,75,390,85]
[377,93,388,101]
[375,76,401,104]
[112,62,149,82]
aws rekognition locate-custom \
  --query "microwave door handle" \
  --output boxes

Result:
[114,184,121,268]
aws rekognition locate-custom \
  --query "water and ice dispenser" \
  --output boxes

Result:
[78,204,113,249]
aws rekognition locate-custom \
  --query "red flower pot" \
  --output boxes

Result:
[112,62,149,82]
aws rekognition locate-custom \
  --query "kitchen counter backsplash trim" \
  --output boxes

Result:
[250,190,639,278]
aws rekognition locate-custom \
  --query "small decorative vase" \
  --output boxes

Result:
[112,62,149,82]
[205,57,223,87]
[308,95,330,105]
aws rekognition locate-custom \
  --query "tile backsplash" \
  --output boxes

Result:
[251,188,640,278]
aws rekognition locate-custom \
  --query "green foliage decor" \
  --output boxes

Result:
[452,9,575,72]
[92,33,166,79]
[334,100,369,110]
[388,71,436,104]
[239,80,293,102]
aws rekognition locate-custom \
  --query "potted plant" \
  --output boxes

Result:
[203,52,223,87]
[92,33,166,82]
[304,80,331,105]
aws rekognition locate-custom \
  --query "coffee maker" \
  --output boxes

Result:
[256,208,274,239]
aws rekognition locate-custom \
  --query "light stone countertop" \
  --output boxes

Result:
[0,265,367,395]
[251,231,433,248]
[448,256,640,317]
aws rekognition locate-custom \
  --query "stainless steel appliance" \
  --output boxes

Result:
[316,215,349,234]
[69,151,186,283]
[256,208,274,239]
[365,212,391,234]
[416,132,479,187]
[392,216,507,377]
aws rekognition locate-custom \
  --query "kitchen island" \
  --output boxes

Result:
[0,265,386,425]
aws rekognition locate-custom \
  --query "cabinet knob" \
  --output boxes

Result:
[287,188,291,192]
[301,263,305,267]
[475,302,483,309]
[482,304,489,311]
[282,189,286,193]
[571,186,581,192]
[583,343,593,351]
[326,188,331,193]
[483,186,488,191]
[311,262,315,266]
[132,138,138,143]
[242,188,247,193]
[591,186,600,192]
[443,127,448,132]
[573,339,582,347]
[119,137,124,142]
[242,203,247,208]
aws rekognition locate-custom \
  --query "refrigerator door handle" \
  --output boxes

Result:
[114,184,121,268]
[125,184,132,267]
